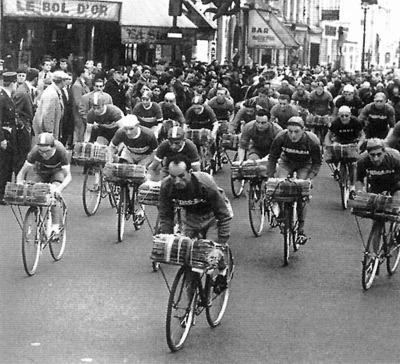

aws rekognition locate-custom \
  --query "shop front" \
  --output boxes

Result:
[0,0,122,71]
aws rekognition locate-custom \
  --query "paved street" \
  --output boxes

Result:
[2,160,400,364]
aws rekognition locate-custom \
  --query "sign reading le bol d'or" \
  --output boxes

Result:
[3,0,121,21]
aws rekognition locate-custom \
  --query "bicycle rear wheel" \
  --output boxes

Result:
[339,163,349,210]
[206,247,234,327]
[248,183,265,237]
[387,222,400,275]
[231,152,245,198]
[117,185,129,242]
[82,165,102,216]
[22,206,41,276]
[49,201,67,261]
[362,221,383,290]
[166,266,197,352]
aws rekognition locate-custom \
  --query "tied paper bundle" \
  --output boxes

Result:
[103,163,146,183]
[325,144,359,163]
[221,133,240,150]
[186,128,213,146]
[306,114,330,127]
[150,234,223,270]
[266,178,311,201]
[350,192,400,220]
[138,180,161,206]
[231,159,268,179]
[4,182,55,206]
[73,142,108,164]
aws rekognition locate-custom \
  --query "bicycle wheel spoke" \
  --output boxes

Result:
[248,184,265,237]
[82,165,102,216]
[362,222,383,290]
[49,202,67,261]
[387,222,400,275]
[22,207,41,276]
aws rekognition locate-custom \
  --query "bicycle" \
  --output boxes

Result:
[82,163,119,216]
[306,114,330,146]
[352,193,400,290]
[186,128,217,175]
[151,234,234,352]
[266,178,311,266]
[325,143,359,210]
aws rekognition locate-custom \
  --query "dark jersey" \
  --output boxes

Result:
[111,126,157,155]
[239,120,282,153]
[27,140,69,175]
[334,95,363,117]
[360,103,396,139]
[132,102,163,129]
[329,116,363,144]
[155,139,199,165]
[185,104,217,130]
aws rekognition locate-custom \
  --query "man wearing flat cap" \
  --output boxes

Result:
[104,66,128,115]
[32,70,68,142]
[0,72,18,204]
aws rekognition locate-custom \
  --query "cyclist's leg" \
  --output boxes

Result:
[274,159,292,219]
[294,164,312,240]
[49,171,65,234]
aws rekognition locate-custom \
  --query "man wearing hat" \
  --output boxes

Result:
[104,66,128,115]
[333,84,363,117]
[0,72,18,204]
[356,138,400,198]
[267,116,322,244]
[32,70,69,142]
[147,125,200,180]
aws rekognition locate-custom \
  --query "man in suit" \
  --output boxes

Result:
[32,70,68,142]
[71,65,91,143]
[104,66,128,115]
[60,73,74,148]
[0,72,18,204]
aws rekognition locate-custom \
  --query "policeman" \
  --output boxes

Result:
[0,72,18,204]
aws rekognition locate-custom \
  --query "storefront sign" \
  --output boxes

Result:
[3,0,121,21]
[121,26,169,44]
[248,10,284,49]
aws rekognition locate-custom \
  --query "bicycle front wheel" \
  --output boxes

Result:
[82,165,102,216]
[49,201,67,261]
[283,203,291,266]
[339,163,349,210]
[206,247,234,328]
[231,153,245,198]
[362,221,383,290]
[117,186,129,242]
[248,183,265,237]
[166,266,197,352]
[22,206,41,276]
[108,182,119,208]
[387,222,400,275]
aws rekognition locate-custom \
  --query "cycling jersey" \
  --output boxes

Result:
[132,102,163,129]
[309,90,333,116]
[111,126,157,155]
[207,97,234,121]
[86,104,123,142]
[329,116,363,144]
[270,104,299,129]
[185,104,217,130]
[334,95,363,117]
[359,103,396,139]
[240,120,282,154]
[155,139,199,166]
[291,90,310,110]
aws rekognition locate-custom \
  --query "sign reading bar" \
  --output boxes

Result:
[3,0,121,21]
[248,10,284,49]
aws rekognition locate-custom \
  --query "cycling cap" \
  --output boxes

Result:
[118,114,139,129]
[287,116,305,128]
[37,132,55,147]
[338,106,351,114]
[168,126,185,140]
[243,98,257,108]
[192,95,204,105]
[93,92,107,106]
[343,84,354,93]
[366,138,384,152]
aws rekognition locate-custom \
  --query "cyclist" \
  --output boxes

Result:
[238,108,282,163]
[270,94,299,130]
[327,106,363,199]
[158,154,233,287]
[355,138,400,199]
[266,116,322,244]
[86,92,124,144]
[16,132,71,235]
[333,84,363,118]
[147,126,200,180]
[157,92,185,142]
[229,98,257,134]
[206,87,234,123]
[359,92,396,140]
[108,115,158,229]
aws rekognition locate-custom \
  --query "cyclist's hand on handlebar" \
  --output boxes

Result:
[53,188,62,199]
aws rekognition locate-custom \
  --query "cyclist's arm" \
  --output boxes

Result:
[158,179,175,234]
[238,147,246,164]
[56,165,72,193]
[16,160,34,183]
[147,158,161,181]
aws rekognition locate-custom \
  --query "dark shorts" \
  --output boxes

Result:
[248,146,268,160]
[32,169,64,184]
[370,181,400,195]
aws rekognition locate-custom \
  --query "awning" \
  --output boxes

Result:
[308,25,323,34]
[248,10,299,49]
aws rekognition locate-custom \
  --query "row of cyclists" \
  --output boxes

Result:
[14,74,400,261]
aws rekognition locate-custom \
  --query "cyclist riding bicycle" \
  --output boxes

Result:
[355,138,400,199]
[206,87,234,123]
[17,132,72,235]
[229,98,257,134]
[238,108,282,163]
[327,105,363,199]
[147,126,200,181]
[266,116,322,244]
[270,94,299,130]
[158,154,233,286]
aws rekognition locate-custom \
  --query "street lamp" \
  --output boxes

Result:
[361,0,377,72]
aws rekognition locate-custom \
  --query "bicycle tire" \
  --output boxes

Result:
[362,221,383,290]
[49,200,67,261]
[82,165,102,216]
[206,247,234,328]
[22,206,41,276]
[117,185,128,242]
[291,202,299,252]
[283,203,291,266]
[108,183,119,208]
[248,183,265,237]
[166,266,197,352]
[231,152,245,198]
[339,162,349,210]
[387,222,400,275]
